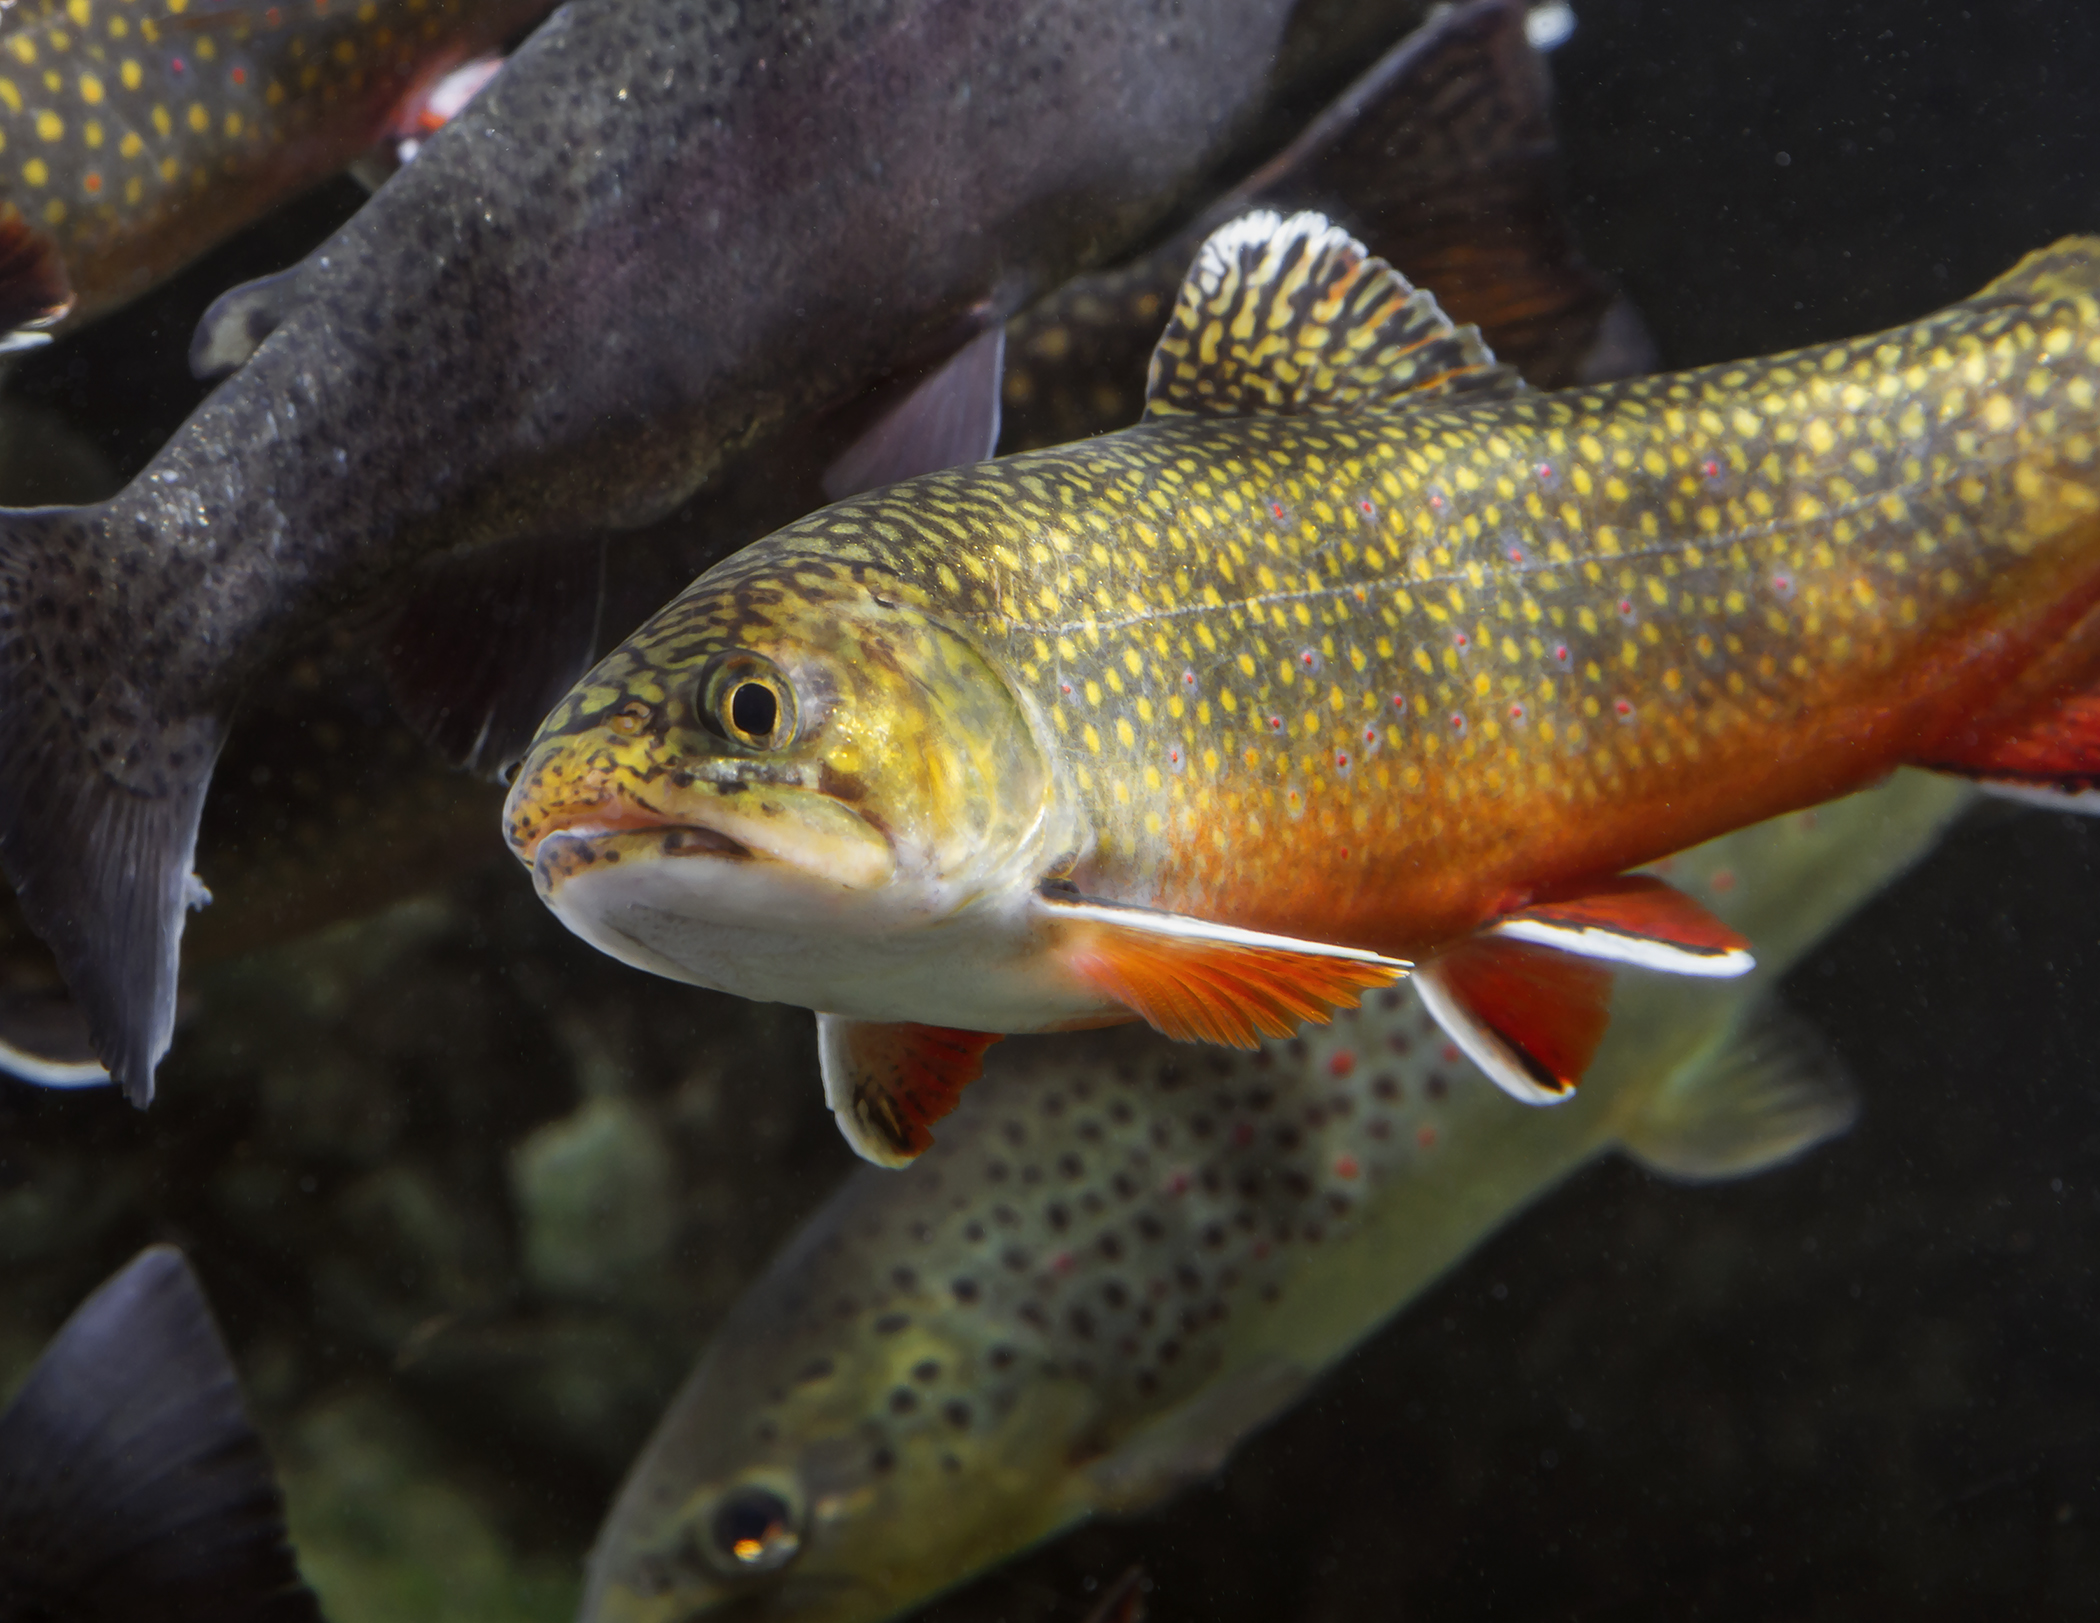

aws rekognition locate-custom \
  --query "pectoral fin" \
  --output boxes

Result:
[1415,934,1614,1105]
[1489,874,1754,976]
[1041,890,1409,1048]
[822,326,1007,500]
[1923,688,2100,800]
[818,1014,1003,1168]
[0,203,72,350]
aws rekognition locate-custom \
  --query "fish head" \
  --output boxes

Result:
[503,556,1065,1007]
[580,1299,1097,1623]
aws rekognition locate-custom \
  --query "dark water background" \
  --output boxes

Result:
[3,0,2099,1619]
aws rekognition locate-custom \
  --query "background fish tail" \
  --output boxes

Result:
[0,506,224,1102]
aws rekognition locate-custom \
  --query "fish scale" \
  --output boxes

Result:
[0,0,546,331]
[509,218,2100,1163]
[534,249,2100,952]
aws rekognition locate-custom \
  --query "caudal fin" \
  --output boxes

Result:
[0,505,222,1104]
[0,1246,322,1622]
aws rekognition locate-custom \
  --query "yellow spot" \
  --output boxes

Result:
[151,102,169,136]
[158,152,177,179]
[20,156,46,185]
[6,38,33,64]
[78,71,101,103]
[66,0,90,23]
[33,110,60,141]
[187,101,208,132]
[1981,393,2015,432]
[82,117,99,146]
[107,15,126,36]
[120,59,140,90]
[1804,418,1835,455]
[41,197,62,224]
[0,80,16,113]
[118,129,140,156]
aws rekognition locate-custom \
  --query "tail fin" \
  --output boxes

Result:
[0,1246,322,1622]
[0,505,222,1103]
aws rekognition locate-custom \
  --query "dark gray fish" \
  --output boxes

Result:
[0,1245,321,1623]
[0,0,1438,1103]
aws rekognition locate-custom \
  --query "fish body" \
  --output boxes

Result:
[0,0,1441,1103]
[0,0,544,337]
[508,217,2100,1161]
[579,773,1971,1623]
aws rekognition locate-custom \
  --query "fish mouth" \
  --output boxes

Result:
[531,822,756,892]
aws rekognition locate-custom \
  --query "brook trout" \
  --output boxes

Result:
[580,775,1970,1623]
[0,0,1445,1105]
[506,214,2100,1166]
[0,0,544,340]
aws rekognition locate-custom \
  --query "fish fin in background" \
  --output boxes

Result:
[1043,890,1409,1048]
[0,1246,322,1623]
[1488,874,1755,976]
[189,265,311,380]
[819,1014,1004,1168]
[1083,1356,1310,1515]
[1414,935,1613,1104]
[1619,1002,1858,1182]
[0,553,219,1104]
[1229,0,1627,388]
[821,327,1008,500]
[1076,1567,1149,1623]
[1141,208,1521,423]
[0,986,109,1087]
[0,201,74,352]
[382,535,608,775]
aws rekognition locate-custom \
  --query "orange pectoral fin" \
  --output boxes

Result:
[1043,891,1411,1048]
[1415,935,1615,1105]
[1490,874,1754,977]
[817,1015,1002,1168]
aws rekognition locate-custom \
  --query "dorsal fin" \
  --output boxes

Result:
[1142,209,1520,421]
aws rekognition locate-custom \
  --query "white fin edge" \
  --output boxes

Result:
[1413,959,1570,1107]
[1978,780,2100,815]
[1489,916,1754,977]
[0,1039,109,1088]
[815,1013,914,1171]
[1036,891,1411,971]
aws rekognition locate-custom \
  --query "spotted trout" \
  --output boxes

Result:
[579,775,1971,1623]
[0,0,1447,1106]
[506,212,2100,1167]
[0,0,545,341]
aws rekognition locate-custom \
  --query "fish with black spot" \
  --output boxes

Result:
[576,775,1967,1623]
[506,210,2100,1166]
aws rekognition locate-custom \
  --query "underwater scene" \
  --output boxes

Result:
[2,0,2099,1618]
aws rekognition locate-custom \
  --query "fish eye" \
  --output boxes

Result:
[698,652,798,751]
[704,1482,802,1576]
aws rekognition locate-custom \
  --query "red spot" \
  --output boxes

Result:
[1391,694,1406,709]
[1454,632,1468,648]
[1508,546,1524,563]
[1449,713,1466,732]
[1050,1251,1074,1276]
[1440,1042,1461,1064]
[1615,698,1634,717]
[1232,1122,1255,1147]
[1429,494,1444,509]
[1166,1170,1191,1196]
[1554,644,1571,663]
[1167,747,1181,766]
[1361,500,1374,513]
[1328,1049,1356,1079]
[1536,463,1554,480]
[1301,651,1315,666]
[1059,682,1072,694]
[1709,868,1738,894]
[1268,715,1283,730]
[264,5,281,22]
[83,171,101,193]
[170,55,186,72]
[1509,703,1525,721]
[1617,599,1634,617]
[1362,725,1377,743]
[1182,670,1197,685]
[1272,502,1285,519]
[1773,573,1793,594]
[231,65,247,85]
[1334,1154,1361,1180]
[1703,459,1721,478]
[1417,1125,1439,1149]
[1335,751,1351,768]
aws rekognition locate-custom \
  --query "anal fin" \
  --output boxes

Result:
[0,202,72,350]
[0,1246,322,1622]
[1044,890,1409,1048]
[818,1014,1002,1168]
[383,536,607,776]
[1489,874,1754,976]
[1415,934,1613,1105]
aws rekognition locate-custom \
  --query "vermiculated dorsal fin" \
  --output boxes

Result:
[1142,209,1519,421]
